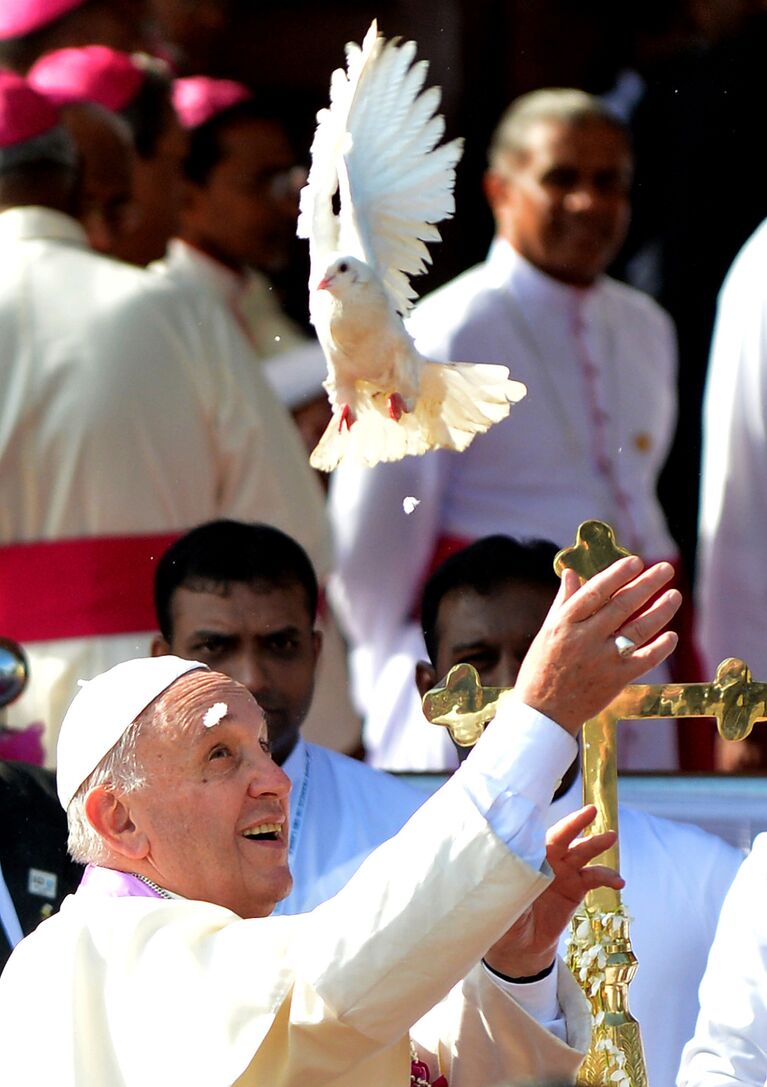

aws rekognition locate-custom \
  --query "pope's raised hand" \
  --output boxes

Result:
[514,556,681,736]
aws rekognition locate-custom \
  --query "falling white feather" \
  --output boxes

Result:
[298,21,526,472]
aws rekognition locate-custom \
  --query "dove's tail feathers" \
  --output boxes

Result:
[309,363,526,472]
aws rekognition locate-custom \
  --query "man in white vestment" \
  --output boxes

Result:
[696,218,767,771]
[678,835,767,1086]
[329,87,679,774]
[0,74,330,757]
[150,519,422,913]
[414,535,743,1087]
[0,552,682,1086]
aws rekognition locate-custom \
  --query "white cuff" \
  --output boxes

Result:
[455,696,577,867]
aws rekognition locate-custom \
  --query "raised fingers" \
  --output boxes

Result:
[618,587,682,651]
[563,555,644,623]
[556,830,618,869]
[545,804,599,850]
[618,629,679,681]
[575,864,625,894]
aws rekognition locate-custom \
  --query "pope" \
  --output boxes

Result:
[0,555,680,1085]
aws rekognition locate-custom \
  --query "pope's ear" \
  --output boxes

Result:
[415,660,437,700]
[83,786,149,861]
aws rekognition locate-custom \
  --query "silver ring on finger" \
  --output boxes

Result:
[614,634,637,657]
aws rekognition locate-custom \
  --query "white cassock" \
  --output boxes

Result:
[697,218,767,679]
[0,208,330,758]
[152,239,358,756]
[678,833,767,1086]
[329,239,679,772]
[275,738,424,914]
[549,777,742,1087]
[0,704,590,1086]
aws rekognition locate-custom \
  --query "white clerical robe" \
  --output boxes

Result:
[677,833,767,1086]
[549,778,743,1087]
[696,217,767,680]
[275,739,424,914]
[0,704,589,1086]
[329,239,678,772]
[0,207,331,758]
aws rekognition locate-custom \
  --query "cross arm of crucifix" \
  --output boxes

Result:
[422,655,767,743]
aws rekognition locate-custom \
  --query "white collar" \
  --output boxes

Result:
[0,205,88,248]
[487,237,603,315]
[165,238,270,308]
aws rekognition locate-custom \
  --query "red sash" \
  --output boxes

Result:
[0,532,180,643]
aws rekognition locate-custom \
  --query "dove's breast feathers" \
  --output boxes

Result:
[316,275,418,396]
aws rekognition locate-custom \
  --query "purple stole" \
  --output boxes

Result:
[78,864,165,899]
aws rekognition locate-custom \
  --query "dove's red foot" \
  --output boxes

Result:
[338,404,355,431]
[388,392,407,421]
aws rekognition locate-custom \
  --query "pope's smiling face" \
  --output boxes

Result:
[126,670,292,918]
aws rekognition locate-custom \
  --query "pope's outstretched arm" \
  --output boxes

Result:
[274,557,681,1078]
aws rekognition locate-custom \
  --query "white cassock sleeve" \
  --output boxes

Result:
[678,834,767,1086]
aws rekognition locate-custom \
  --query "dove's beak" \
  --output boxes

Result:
[317,275,332,291]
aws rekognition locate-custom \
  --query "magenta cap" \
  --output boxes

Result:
[0,0,87,40]
[0,70,60,148]
[172,75,251,130]
[28,45,145,110]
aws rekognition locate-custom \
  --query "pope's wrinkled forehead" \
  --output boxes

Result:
[151,668,266,738]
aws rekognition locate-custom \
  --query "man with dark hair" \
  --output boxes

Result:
[151,520,422,913]
[28,45,187,264]
[0,0,153,74]
[0,75,331,762]
[415,534,741,1087]
[329,87,679,774]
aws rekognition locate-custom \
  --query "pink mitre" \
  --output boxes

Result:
[0,70,60,148]
[27,45,145,111]
[0,0,86,39]
[173,76,251,130]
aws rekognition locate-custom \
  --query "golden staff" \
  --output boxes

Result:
[422,520,767,1086]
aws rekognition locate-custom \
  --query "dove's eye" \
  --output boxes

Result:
[338,262,349,273]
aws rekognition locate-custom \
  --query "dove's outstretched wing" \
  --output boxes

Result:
[298,21,462,314]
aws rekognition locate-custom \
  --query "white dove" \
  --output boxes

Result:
[297,20,526,472]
